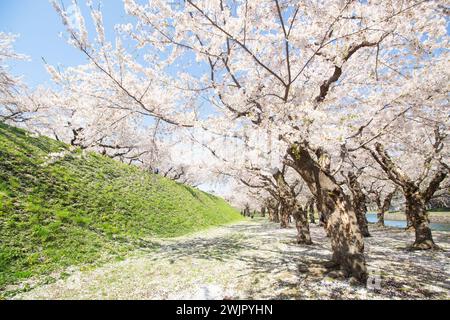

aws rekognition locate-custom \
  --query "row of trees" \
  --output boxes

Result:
[1,0,448,283]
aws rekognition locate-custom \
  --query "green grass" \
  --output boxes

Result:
[0,122,242,290]
[427,208,450,213]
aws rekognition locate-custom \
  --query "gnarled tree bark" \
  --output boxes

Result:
[368,142,448,249]
[266,198,280,223]
[293,207,313,245]
[372,188,397,227]
[261,206,266,217]
[404,192,432,247]
[405,209,415,231]
[347,172,370,237]
[286,142,367,282]
[273,169,312,243]
[273,170,312,244]
[307,197,316,224]
[278,205,291,228]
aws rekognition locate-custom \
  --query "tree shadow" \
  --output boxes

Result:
[139,221,449,299]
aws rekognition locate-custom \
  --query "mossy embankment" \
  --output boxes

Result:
[0,122,242,291]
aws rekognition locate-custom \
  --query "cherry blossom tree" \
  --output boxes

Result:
[0,32,42,122]
[50,0,449,282]
[364,121,449,249]
[365,179,398,227]
[347,46,449,248]
[273,167,313,244]
[342,170,371,237]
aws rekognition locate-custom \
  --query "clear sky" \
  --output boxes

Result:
[0,0,131,87]
[0,0,222,194]
[4,1,448,88]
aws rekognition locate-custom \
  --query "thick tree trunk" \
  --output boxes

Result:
[243,204,250,217]
[315,194,330,236]
[354,205,370,237]
[273,170,311,241]
[374,195,385,226]
[279,208,290,228]
[377,210,385,226]
[405,193,436,249]
[269,208,278,223]
[267,199,280,223]
[287,143,367,283]
[308,198,316,224]
[405,210,415,231]
[293,208,313,244]
[326,197,367,280]
[374,190,395,227]
[261,206,266,217]
[318,211,327,226]
[380,188,395,226]
[370,142,446,250]
[313,189,330,229]
[347,173,370,237]
[273,206,280,223]
[267,206,273,221]
[309,212,315,224]
[268,209,273,221]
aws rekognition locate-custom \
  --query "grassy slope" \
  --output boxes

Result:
[0,122,242,290]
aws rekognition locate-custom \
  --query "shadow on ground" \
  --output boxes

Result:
[11,219,450,300]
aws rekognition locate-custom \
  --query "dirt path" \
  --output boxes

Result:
[13,219,449,300]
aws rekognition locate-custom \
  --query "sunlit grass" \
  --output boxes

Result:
[0,122,242,290]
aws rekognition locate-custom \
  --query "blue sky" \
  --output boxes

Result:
[0,0,130,87]
[2,1,448,90]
